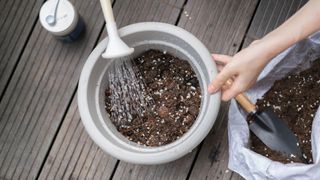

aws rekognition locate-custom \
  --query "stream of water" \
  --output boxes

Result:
[107,57,155,127]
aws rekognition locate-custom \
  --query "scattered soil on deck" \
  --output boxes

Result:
[105,50,201,146]
[248,58,320,164]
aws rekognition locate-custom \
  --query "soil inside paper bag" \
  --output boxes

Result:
[248,58,320,164]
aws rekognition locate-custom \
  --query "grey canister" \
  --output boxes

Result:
[39,0,85,42]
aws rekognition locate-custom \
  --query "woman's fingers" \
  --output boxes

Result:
[221,85,240,101]
[212,54,231,64]
[208,65,234,94]
[220,76,253,101]
[208,53,233,94]
[216,64,224,72]
[221,79,243,101]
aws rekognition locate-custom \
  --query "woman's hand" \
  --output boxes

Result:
[208,41,270,101]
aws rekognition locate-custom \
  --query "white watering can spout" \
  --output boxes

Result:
[99,0,134,59]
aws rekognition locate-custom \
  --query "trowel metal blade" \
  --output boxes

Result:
[249,108,303,159]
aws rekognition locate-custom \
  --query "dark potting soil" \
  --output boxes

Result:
[248,58,320,164]
[105,50,201,146]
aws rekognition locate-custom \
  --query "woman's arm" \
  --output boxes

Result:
[208,0,320,101]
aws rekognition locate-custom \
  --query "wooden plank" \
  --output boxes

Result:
[96,0,185,42]
[189,0,307,179]
[187,103,232,180]
[0,0,107,178]
[230,173,245,180]
[243,0,307,47]
[38,98,117,180]
[178,0,259,55]
[114,0,184,27]
[0,0,44,99]
[113,152,196,180]
[38,0,186,179]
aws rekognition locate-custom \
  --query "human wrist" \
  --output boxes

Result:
[244,39,274,66]
[252,34,290,63]
[260,27,300,56]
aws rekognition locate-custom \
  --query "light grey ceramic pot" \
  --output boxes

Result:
[78,22,221,164]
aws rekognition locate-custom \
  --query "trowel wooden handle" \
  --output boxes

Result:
[234,94,256,113]
[225,79,256,113]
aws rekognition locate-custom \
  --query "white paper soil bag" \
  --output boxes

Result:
[228,32,320,180]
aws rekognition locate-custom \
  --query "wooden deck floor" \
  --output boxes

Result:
[0,0,306,179]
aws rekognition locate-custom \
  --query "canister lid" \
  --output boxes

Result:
[39,0,78,36]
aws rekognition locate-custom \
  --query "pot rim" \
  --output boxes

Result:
[78,22,221,164]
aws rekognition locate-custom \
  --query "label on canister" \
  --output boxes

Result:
[39,0,79,37]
